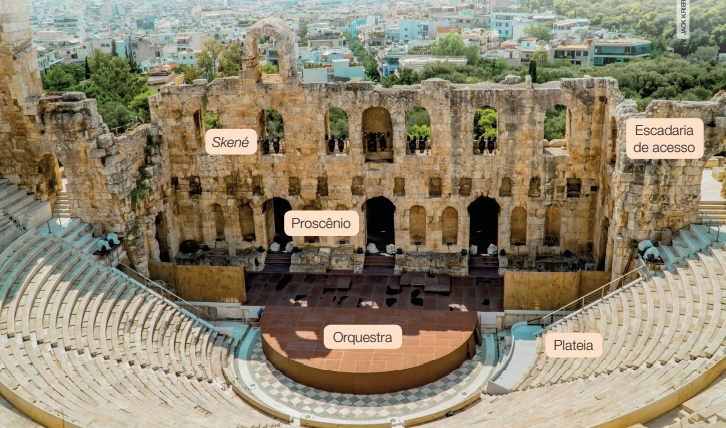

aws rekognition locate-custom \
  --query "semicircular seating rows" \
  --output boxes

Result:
[509,224,726,394]
[0,217,279,426]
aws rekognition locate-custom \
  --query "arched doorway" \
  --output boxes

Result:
[365,196,395,251]
[467,197,499,251]
[154,213,170,262]
[239,203,255,242]
[264,197,292,248]
[211,204,226,241]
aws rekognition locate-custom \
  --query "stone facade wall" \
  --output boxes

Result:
[150,76,611,262]
[2,10,726,280]
[607,93,726,276]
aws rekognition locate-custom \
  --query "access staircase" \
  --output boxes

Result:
[52,188,71,218]
[469,254,499,269]
[699,200,726,223]
[0,178,52,230]
[263,252,292,267]
[363,253,396,270]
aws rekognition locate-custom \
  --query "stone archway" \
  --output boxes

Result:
[242,17,298,83]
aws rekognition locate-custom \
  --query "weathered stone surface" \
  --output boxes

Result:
[269,242,280,252]
[1,14,725,281]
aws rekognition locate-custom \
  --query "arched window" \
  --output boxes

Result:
[473,106,497,154]
[239,203,255,242]
[362,107,393,162]
[326,107,349,154]
[442,207,458,245]
[544,104,568,141]
[154,213,170,262]
[544,205,561,246]
[499,177,512,197]
[510,207,527,246]
[406,107,430,154]
[211,204,225,241]
[410,205,426,244]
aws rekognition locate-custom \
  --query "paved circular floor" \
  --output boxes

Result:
[236,330,498,424]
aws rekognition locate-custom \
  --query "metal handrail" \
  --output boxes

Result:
[107,253,217,330]
[528,265,646,329]
[697,210,720,243]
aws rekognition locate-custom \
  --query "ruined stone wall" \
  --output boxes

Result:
[149,76,612,262]
[608,94,726,276]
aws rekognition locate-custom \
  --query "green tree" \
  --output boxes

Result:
[84,57,91,79]
[381,67,421,88]
[128,92,151,123]
[553,0,579,16]
[195,39,225,82]
[687,46,719,62]
[466,44,480,65]
[523,23,552,42]
[544,105,566,140]
[261,63,279,74]
[91,56,148,105]
[42,64,85,91]
[406,107,430,130]
[219,41,245,77]
[68,81,112,105]
[176,64,204,84]
[474,108,497,139]
[204,110,220,129]
[533,47,549,67]
[98,101,131,131]
[710,24,726,52]
[42,68,75,92]
[406,124,431,140]
[298,23,309,47]
[126,47,142,74]
[429,32,466,56]
[344,32,379,81]
[111,40,118,57]
[328,107,349,138]
[265,108,284,138]
[528,61,537,84]
[88,49,113,74]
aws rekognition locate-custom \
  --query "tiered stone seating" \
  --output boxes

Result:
[508,224,726,397]
[0,179,51,230]
[665,371,726,426]
[435,355,721,427]
[0,219,278,427]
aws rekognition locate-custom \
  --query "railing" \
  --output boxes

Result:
[697,210,720,243]
[527,265,646,329]
[108,254,217,331]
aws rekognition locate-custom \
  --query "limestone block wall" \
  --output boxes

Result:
[607,92,726,276]
[149,76,612,262]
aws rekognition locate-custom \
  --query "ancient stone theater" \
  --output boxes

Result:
[3,1,726,427]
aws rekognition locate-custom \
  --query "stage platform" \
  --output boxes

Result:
[260,306,479,394]
[244,272,503,312]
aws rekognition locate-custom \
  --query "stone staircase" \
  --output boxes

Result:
[0,178,52,230]
[469,254,499,270]
[363,253,396,270]
[699,200,726,224]
[52,188,70,218]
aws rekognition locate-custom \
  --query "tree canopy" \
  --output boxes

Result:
[429,32,466,57]
[195,39,225,82]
